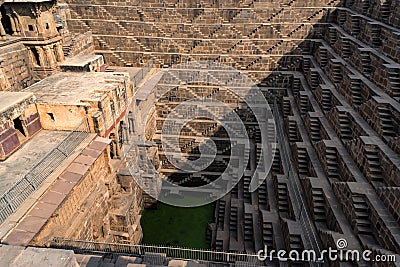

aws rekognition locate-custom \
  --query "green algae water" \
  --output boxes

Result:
[141,203,214,249]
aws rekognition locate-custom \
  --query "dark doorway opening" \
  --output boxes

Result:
[1,8,13,35]
[32,48,41,66]
[13,117,26,137]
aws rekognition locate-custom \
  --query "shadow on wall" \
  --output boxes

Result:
[63,0,400,258]
[148,0,400,258]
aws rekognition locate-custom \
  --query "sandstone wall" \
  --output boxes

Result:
[28,138,143,246]
[62,0,333,72]
[54,3,95,58]
[36,103,88,131]
[0,43,34,91]
[64,31,95,57]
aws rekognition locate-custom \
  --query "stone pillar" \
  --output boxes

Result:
[128,111,135,133]
[115,139,121,158]
[110,140,117,159]
[10,11,21,34]
[9,15,17,35]
[54,42,65,62]
[0,15,6,40]
[123,124,129,144]
[27,48,36,66]
[50,45,57,65]
[109,133,121,159]
[115,130,122,158]
[44,45,56,66]
[36,47,46,66]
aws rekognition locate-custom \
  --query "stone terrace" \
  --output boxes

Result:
[59,0,400,265]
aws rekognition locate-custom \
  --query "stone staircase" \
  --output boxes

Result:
[338,110,352,141]
[351,195,373,235]
[325,146,340,180]
[312,188,326,222]
[364,145,385,185]
[377,105,396,139]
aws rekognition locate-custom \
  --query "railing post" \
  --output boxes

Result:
[49,238,267,265]
[25,175,36,190]
[4,194,14,212]
[63,141,69,156]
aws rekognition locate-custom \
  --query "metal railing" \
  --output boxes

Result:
[51,238,262,266]
[0,119,91,225]
[272,98,323,266]
[132,59,154,88]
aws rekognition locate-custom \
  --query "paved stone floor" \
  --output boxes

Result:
[0,130,69,195]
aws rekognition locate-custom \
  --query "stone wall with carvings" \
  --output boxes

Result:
[0,92,41,160]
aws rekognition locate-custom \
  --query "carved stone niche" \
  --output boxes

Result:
[0,92,41,160]
[1,1,59,39]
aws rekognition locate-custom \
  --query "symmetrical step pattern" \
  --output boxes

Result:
[65,0,400,264]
